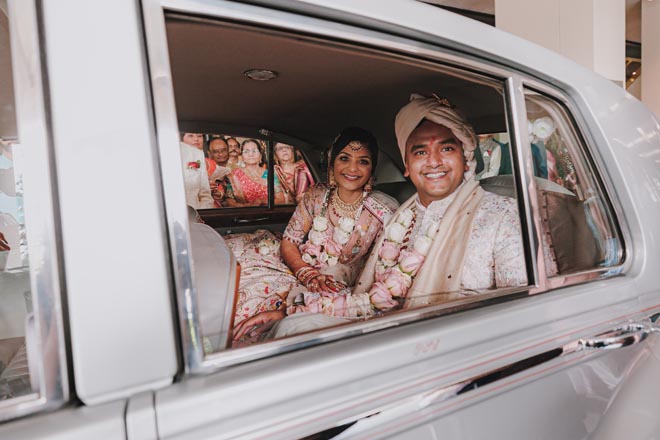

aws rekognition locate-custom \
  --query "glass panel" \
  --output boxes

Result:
[165,15,531,360]
[474,133,513,180]
[273,142,315,206]
[0,3,35,401]
[523,91,622,276]
[179,133,272,209]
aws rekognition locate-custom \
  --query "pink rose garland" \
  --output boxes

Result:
[368,207,438,311]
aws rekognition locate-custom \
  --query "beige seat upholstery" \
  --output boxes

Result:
[480,175,601,274]
[189,222,238,352]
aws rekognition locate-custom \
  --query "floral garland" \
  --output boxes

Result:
[300,188,366,268]
[368,206,439,310]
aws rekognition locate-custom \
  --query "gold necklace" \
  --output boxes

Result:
[332,189,363,218]
[244,167,263,180]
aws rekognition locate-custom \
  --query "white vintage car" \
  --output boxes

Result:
[1,0,659,438]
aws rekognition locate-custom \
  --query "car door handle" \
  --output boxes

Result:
[233,216,269,224]
[579,323,651,350]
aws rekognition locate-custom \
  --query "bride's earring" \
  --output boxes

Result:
[328,167,337,187]
[365,176,374,192]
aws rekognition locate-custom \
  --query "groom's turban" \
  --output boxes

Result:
[395,94,478,178]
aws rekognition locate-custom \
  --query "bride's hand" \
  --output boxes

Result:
[308,274,346,293]
[233,310,285,341]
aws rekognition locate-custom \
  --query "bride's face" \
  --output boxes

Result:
[242,141,262,166]
[332,142,373,193]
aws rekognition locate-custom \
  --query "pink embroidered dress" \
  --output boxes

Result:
[226,183,398,329]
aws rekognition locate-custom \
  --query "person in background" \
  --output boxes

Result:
[182,132,217,178]
[273,142,314,204]
[225,139,283,207]
[207,137,232,207]
[225,137,245,170]
[180,133,213,209]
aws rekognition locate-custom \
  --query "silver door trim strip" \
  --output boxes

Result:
[303,321,655,440]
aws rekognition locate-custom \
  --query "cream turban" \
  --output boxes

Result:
[395,94,478,178]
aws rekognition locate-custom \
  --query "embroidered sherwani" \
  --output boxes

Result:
[407,184,527,293]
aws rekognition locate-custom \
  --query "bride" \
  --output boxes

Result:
[229,127,399,344]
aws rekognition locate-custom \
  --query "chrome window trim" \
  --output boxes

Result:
[503,76,544,291]
[141,0,204,373]
[1,0,69,421]
[141,0,629,373]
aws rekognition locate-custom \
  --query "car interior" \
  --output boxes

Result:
[163,12,623,356]
[0,9,622,400]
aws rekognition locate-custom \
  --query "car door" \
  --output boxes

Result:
[140,1,660,439]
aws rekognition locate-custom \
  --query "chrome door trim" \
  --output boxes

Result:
[313,320,657,440]
[2,0,69,421]
[141,0,205,373]
[142,0,629,372]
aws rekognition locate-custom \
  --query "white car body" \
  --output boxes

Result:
[1,0,660,439]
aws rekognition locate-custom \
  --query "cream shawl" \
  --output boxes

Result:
[354,178,484,309]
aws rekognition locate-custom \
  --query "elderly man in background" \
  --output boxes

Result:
[207,137,233,207]
[225,137,245,170]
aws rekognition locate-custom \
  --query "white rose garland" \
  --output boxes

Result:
[301,188,367,268]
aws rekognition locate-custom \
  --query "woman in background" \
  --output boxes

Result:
[273,142,314,204]
[225,139,284,207]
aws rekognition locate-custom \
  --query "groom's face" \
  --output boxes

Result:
[404,120,468,207]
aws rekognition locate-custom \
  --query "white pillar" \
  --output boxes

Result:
[642,0,660,117]
[495,0,625,84]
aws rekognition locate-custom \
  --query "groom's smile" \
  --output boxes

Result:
[404,120,468,206]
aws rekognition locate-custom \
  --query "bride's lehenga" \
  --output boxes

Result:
[226,184,398,341]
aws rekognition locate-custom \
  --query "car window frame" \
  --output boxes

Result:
[141,0,629,374]
[0,0,69,422]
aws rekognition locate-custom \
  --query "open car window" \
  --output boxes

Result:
[151,10,623,371]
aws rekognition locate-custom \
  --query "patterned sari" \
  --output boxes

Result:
[226,184,398,330]
[274,161,314,203]
[226,168,281,204]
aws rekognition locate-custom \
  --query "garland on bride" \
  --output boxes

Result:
[299,188,367,268]
[368,206,439,310]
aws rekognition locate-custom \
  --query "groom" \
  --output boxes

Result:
[353,94,527,311]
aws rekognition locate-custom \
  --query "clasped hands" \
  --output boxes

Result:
[295,266,346,293]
